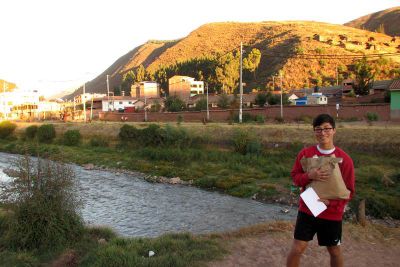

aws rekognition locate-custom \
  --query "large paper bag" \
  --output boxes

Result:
[300,155,350,199]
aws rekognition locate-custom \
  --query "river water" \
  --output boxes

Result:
[0,152,296,237]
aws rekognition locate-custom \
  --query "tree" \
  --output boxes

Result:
[217,93,230,109]
[164,96,186,112]
[194,97,208,111]
[114,86,121,96]
[1,155,83,250]
[215,52,240,94]
[136,64,146,82]
[122,70,136,92]
[353,57,375,96]
[243,48,261,78]
[255,92,268,106]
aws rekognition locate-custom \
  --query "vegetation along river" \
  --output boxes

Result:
[0,152,296,237]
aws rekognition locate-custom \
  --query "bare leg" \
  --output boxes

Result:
[327,245,344,267]
[286,239,308,267]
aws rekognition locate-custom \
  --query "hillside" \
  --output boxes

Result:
[344,6,400,37]
[66,21,400,98]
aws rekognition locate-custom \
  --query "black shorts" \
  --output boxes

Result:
[294,211,342,246]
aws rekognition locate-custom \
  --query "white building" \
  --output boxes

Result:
[307,93,328,105]
[101,96,138,112]
[1,88,41,119]
[168,76,204,100]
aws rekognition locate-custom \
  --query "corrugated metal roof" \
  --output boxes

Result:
[389,79,400,90]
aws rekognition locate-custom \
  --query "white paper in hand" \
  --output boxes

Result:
[300,187,327,217]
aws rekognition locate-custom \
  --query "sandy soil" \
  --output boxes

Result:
[208,222,400,267]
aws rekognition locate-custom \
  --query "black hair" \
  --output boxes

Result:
[313,114,335,129]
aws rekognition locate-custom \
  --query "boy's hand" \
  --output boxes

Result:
[308,168,330,181]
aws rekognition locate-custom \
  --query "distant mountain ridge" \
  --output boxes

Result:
[344,6,400,36]
[64,10,400,99]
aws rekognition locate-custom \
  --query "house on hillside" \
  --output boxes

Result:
[168,76,204,101]
[131,81,159,98]
[101,96,138,112]
[389,79,400,120]
[307,93,328,105]
[288,93,299,105]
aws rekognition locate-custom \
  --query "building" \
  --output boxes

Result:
[307,93,328,105]
[0,88,40,119]
[168,76,204,101]
[131,81,159,98]
[389,79,400,120]
[101,96,138,112]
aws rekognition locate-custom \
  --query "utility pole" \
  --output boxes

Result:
[144,95,147,122]
[83,83,87,122]
[239,42,243,123]
[280,73,283,119]
[2,80,6,119]
[106,74,110,111]
[206,82,209,121]
[90,94,94,122]
[336,65,339,86]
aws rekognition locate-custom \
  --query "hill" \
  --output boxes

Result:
[65,21,400,98]
[344,6,400,37]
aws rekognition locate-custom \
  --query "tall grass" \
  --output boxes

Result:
[80,233,223,267]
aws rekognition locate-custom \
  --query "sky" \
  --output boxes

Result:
[1,0,399,97]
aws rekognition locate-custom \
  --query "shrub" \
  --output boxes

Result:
[255,115,265,123]
[63,130,81,146]
[89,135,109,147]
[366,112,378,122]
[165,96,185,112]
[275,116,284,123]
[140,124,164,146]
[232,129,262,155]
[119,124,140,141]
[1,155,83,251]
[177,115,183,125]
[37,124,56,143]
[0,121,17,139]
[194,97,208,111]
[24,125,38,140]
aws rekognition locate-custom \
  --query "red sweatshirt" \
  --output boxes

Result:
[291,145,355,221]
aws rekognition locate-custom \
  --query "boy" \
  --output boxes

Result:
[286,114,355,267]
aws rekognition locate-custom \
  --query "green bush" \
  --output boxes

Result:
[63,130,81,146]
[119,124,140,141]
[25,125,38,140]
[89,135,109,147]
[0,121,17,139]
[140,124,164,146]
[231,129,263,155]
[255,115,265,123]
[366,112,379,122]
[37,124,56,143]
[1,155,83,251]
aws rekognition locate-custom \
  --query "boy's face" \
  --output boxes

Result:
[314,122,336,148]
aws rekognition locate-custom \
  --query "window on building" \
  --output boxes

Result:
[119,101,123,104]
[129,101,132,104]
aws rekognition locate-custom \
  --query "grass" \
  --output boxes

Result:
[4,121,400,221]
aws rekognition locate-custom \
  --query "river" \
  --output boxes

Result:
[0,152,296,237]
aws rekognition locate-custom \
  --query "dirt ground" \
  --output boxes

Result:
[208,221,400,267]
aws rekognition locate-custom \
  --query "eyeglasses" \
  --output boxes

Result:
[314,127,333,133]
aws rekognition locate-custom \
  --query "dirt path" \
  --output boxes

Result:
[208,222,400,267]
